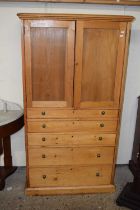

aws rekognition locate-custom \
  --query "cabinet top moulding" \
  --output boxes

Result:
[17,13,134,22]
[2,0,140,6]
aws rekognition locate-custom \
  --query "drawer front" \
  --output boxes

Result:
[28,147,114,166]
[28,133,116,146]
[27,108,118,119]
[29,165,112,187]
[27,120,118,133]
[74,110,118,119]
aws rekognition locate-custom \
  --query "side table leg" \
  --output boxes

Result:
[0,136,17,190]
[3,136,12,167]
[0,138,3,155]
[0,138,5,190]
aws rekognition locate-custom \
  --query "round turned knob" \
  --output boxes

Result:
[42,154,46,158]
[41,111,46,116]
[42,137,46,141]
[96,172,100,177]
[100,123,104,128]
[101,111,105,115]
[42,175,47,179]
[42,124,46,128]
[98,137,103,141]
[97,153,101,158]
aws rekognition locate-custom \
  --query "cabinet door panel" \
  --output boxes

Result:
[74,21,127,108]
[24,20,75,108]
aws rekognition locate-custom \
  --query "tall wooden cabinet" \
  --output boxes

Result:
[18,13,134,195]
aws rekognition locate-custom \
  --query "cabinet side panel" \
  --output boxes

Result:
[21,20,29,186]
[111,22,132,183]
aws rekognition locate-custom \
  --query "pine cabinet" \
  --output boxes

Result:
[18,13,134,195]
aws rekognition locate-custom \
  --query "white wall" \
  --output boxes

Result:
[0,2,140,166]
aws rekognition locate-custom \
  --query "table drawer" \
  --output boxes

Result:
[29,165,112,187]
[28,133,116,146]
[28,147,114,166]
[27,120,118,133]
[27,108,119,119]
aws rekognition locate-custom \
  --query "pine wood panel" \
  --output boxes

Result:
[27,108,119,119]
[27,120,118,133]
[31,27,66,101]
[74,21,127,108]
[81,28,119,102]
[28,147,114,166]
[28,133,116,146]
[29,165,112,187]
[24,20,75,108]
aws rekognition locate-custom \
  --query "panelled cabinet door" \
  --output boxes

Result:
[24,20,75,108]
[74,21,127,109]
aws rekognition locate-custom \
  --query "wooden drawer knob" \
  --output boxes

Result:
[42,175,47,179]
[101,111,105,115]
[41,111,46,116]
[42,154,46,158]
[97,153,101,158]
[100,123,104,128]
[42,124,46,128]
[98,137,103,141]
[42,137,46,141]
[96,172,100,177]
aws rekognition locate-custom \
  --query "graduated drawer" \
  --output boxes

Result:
[29,165,112,187]
[27,120,118,133]
[27,108,118,119]
[28,147,114,166]
[28,133,116,146]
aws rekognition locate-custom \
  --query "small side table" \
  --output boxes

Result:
[0,113,24,190]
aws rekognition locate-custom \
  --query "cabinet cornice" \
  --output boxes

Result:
[17,13,134,22]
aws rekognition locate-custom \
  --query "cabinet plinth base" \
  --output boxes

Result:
[116,183,140,210]
[25,184,115,196]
